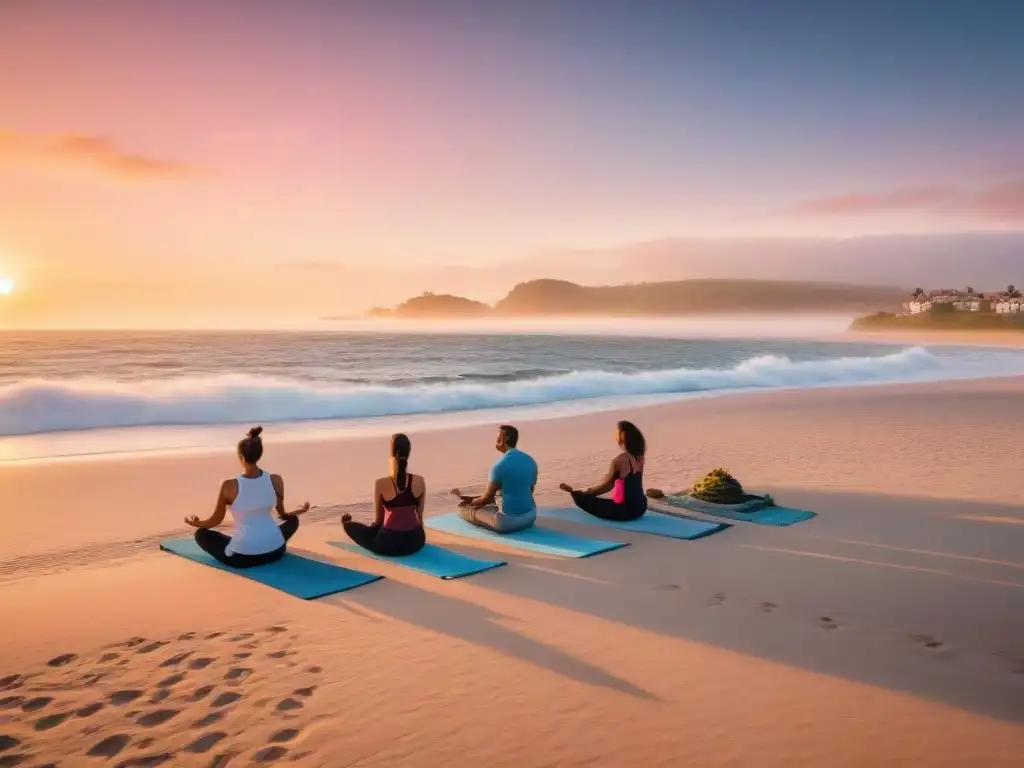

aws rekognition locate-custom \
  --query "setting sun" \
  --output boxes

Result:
[0,278,14,296]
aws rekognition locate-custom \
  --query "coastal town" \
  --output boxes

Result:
[903,285,1023,315]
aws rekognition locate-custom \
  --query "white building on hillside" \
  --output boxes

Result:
[995,297,1024,313]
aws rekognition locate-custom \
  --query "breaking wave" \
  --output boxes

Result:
[1,346,1018,436]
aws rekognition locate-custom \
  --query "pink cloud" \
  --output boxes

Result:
[792,185,956,215]
[792,181,1024,222]
[0,129,201,181]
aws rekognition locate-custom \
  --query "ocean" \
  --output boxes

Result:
[4,326,1024,462]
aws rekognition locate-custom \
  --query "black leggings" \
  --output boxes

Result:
[343,521,425,557]
[194,516,299,568]
[571,491,647,522]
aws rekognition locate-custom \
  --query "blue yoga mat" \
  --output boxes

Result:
[426,513,627,558]
[159,538,383,599]
[328,541,506,580]
[663,499,816,527]
[539,507,730,540]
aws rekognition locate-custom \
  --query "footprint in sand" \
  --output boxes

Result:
[210,692,241,708]
[0,698,23,711]
[187,686,215,703]
[115,753,174,766]
[908,633,944,650]
[86,733,131,758]
[136,709,180,728]
[0,735,20,752]
[178,632,196,641]
[184,732,227,754]
[47,654,77,668]
[160,652,193,668]
[137,641,169,655]
[275,698,303,713]
[233,652,252,660]
[100,653,120,663]
[0,677,21,692]
[156,672,186,688]
[76,702,104,717]
[292,686,316,699]
[817,616,839,630]
[110,691,142,706]
[707,593,726,607]
[229,633,254,643]
[224,668,252,684]
[253,746,288,762]
[189,658,215,671]
[759,601,777,613]
[305,667,322,675]
[210,753,237,768]
[150,689,171,704]
[269,728,300,744]
[193,711,225,728]
[34,712,70,731]
[119,638,147,649]
[205,632,225,640]
[21,698,51,713]
[265,626,288,634]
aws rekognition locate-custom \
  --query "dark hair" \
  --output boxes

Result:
[617,420,645,457]
[238,426,264,464]
[499,424,519,448]
[391,433,411,491]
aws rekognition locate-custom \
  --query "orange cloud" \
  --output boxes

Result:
[792,181,1024,222]
[0,129,201,181]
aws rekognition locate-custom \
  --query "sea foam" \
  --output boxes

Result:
[0,346,1015,436]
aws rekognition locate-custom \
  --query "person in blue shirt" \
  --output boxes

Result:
[451,424,538,533]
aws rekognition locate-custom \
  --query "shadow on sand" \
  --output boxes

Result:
[407,488,1024,723]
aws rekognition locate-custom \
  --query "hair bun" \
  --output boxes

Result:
[247,426,264,439]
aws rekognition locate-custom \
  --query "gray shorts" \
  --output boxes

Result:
[458,503,536,533]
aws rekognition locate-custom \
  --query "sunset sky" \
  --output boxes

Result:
[1,0,1022,327]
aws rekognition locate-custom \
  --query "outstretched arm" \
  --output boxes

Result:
[562,459,619,497]
[272,475,310,519]
[185,480,231,529]
[470,479,500,509]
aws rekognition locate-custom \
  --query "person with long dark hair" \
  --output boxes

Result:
[342,433,426,556]
[185,426,310,568]
[559,420,647,521]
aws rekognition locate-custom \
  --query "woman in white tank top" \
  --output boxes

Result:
[185,427,310,568]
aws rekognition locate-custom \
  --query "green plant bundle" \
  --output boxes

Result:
[690,467,748,504]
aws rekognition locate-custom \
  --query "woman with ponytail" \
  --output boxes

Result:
[558,420,648,521]
[342,433,426,556]
[185,426,310,568]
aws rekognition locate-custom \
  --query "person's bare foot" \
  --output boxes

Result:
[341,513,352,524]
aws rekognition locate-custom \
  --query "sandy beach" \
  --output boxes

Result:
[2,377,1023,766]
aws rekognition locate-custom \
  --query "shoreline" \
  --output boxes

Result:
[2,376,1022,764]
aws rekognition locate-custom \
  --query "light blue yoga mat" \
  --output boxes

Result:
[539,507,730,540]
[426,513,627,558]
[663,498,817,527]
[328,541,506,580]
[159,538,383,599]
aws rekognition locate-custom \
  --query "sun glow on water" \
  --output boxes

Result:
[0,278,14,296]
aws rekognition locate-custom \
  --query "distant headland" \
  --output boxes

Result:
[851,285,1024,333]
[362,278,906,319]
